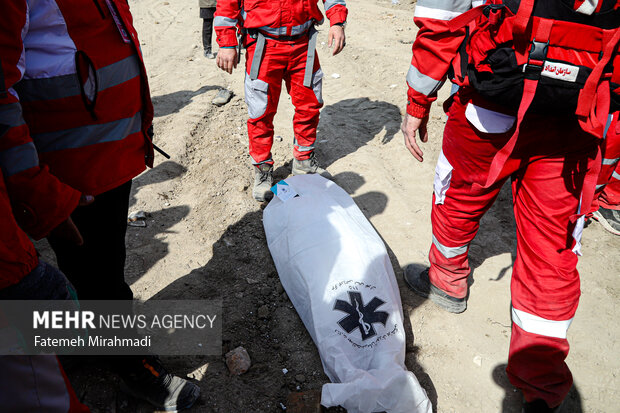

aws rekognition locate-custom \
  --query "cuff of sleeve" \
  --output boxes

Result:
[407,100,431,118]
[215,32,238,48]
[327,8,348,26]
[7,166,82,240]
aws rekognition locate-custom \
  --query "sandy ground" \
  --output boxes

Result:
[46,0,620,411]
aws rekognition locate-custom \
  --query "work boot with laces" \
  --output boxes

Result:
[119,356,200,411]
[253,163,273,202]
[291,152,331,178]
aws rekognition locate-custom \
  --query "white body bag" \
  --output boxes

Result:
[263,175,432,413]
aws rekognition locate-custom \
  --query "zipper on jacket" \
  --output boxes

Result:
[92,0,106,19]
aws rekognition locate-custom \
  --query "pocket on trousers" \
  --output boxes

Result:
[465,102,516,134]
[434,150,453,205]
[311,68,324,104]
[245,76,269,119]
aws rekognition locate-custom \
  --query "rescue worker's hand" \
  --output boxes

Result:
[51,217,84,246]
[328,25,346,56]
[49,195,94,246]
[216,48,238,74]
[401,113,428,162]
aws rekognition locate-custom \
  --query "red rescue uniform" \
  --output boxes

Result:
[0,0,154,240]
[406,0,619,408]
[214,0,347,164]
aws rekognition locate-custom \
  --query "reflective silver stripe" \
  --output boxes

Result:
[415,5,466,20]
[249,33,266,81]
[15,74,77,102]
[434,150,453,205]
[575,0,596,15]
[603,157,620,165]
[258,20,314,37]
[613,171,620,181]
[15,55,141,103]
[324,0,346,12]
[407,64,445,96]
[97,55,141,91]
[604,113,612,138]
[432,234,468,258]
[0,142,39,177]
[293,138,315,152]
[571,214,585,256]
[251,21,316,86]
[311,69,324,104]
[34,111,142,153]
[251,157,273,165]
[596,184,606,190]
[0,103,26,127]
[214,16,238,27]
[303,26,318,88]
[511,307,573,339]
[244,76,269,119]
[417,0,471,13]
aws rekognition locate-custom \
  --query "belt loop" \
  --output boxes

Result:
[303,26,318,88]
[249,32,266,81]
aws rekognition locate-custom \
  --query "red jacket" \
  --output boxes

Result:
[214,0,348,47]
[0,168,38,289]
[0,0,154,240]
[406,0,620,118]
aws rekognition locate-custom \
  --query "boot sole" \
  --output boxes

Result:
[428,286,467,314]
[403,268,467,314]
[592,210,620,236]
[291,167,332,179]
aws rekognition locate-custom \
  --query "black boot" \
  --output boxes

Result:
[119,356,200,411]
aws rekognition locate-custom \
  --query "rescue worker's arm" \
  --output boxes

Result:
[323,0,348,55]
[328,24,346,56]
[214,0,240,73]
[0,1,83,240]
[402,115,429,162]
[402,0,471,161]
[216,48,238,74]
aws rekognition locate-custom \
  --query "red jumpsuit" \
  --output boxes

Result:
[407,0,619,408]
[214,0,347,165]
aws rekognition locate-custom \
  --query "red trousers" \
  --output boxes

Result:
[430,92,599,407]
[244,36,323,165]
[594,112,620,210]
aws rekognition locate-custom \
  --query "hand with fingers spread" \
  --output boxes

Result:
[401,113,429,162]
[328,24,346,56]
[216,48,238,74]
